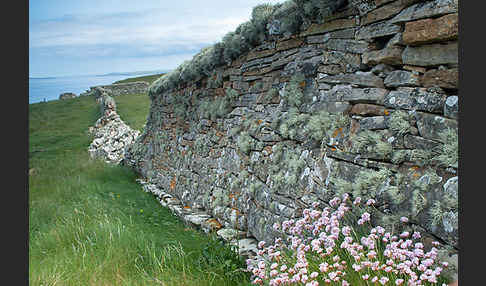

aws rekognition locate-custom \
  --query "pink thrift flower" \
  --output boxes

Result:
[310,272,318,279]
[395,278,404,285]
[379,277,389,285]
[362,274,369,280]
[366,199,376,206]
[400,216,409,223]
[258,241,266,249]
[353,197,362,205]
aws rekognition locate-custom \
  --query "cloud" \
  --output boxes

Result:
[29,0,273,76]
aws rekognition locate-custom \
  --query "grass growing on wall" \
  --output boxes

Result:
[29,96,250,286]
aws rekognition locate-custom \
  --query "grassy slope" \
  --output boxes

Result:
[29,95,249,286]
[112,73,165,85]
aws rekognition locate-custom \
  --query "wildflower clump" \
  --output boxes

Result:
[247,194,452,286]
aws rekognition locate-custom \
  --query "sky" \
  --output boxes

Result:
[29,0,275,77]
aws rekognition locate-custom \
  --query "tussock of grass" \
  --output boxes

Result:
[29,96,250,286]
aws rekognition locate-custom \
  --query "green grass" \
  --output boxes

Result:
[29,96,250,286]
[112,73,165,85]
[114,93,152,131]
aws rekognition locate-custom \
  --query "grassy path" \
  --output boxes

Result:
[29,95,250,286]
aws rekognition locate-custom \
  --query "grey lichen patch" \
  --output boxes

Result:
[388,110,412,137]
[351,130,393,160]
[281,72,306,109]
[236,131,263,155]
[433,128,458,168]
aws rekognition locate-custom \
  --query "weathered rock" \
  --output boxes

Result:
[384,87,447,112]
[322,51,362,70]
[390,0,459,24]
[421,68,458,89]
[362,46,404,66]
[414,111,458,141]
[300,17,357,36]
[320,39,371,54]
[59,92,76,100]
[321,85,389,103]
[361,0,421,25]
[404,134,441,150]
[217,228,246,241]
[276,38,304,51]
[402,42,458,67]
[350,103,387,116]
[359,116,386,130]
[384,70,421,87]
[402,13,458,45]
[355,20,402,40]
[371,64,396,78]
[444,95,458,119]
[306,28,356,43]
[318,72,385,88]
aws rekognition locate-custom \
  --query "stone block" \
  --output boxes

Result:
[384,87,446,112]
[444,95,458,119]
[306,28,356,44]
[390,0,458,24]
[362,0,421,25]
[350,103,387,116]
[384,70,421,87]
[420,68,458,89]
[300,17,357,37]
[414,111,458,142]
[362,46,404,66]
[355,20,402,40]
[402,13,458,45]
[359,116,387,130]
[320,39,371,54]
[322,51,362,70]
[402,42,458,66]
[276,37,304,51]
[318,72,385,88]
[246,48,277,61]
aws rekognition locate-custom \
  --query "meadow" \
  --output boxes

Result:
[28,83,250,286]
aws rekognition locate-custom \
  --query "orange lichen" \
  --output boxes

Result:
[332,127,343,138]
[170,177,177,190]
[384,109,390,116]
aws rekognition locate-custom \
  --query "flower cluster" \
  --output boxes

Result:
[247,194,451,286]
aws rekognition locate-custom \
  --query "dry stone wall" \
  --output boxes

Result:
[81,81,149,98]
[123,0,459,265]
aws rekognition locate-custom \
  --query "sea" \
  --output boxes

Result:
[29,71,166,104]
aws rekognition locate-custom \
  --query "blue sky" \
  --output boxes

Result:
[29,0,275,77]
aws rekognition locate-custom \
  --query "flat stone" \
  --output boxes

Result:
[320,39,371,54]
[421,68,458,89]
[301,17,357,36]
[414,111,458,142]
[236,238,259,256]
[404,134,441,150]
[384,87,447,112]
[355,20,402,40]
[321,85,389,103]
[306,28,356,44]
[444,95,458,119]
[402,42,458,67]
[246,49,276,61]
[403,65,427,74]
[276,37,305,51]
[184,214,211,226]
[318,72,385,88]
[309,101,352,114]
[371,64,396,78]
[362,0,421,25]
[200,218,223,233]
[362,46,404,66]
[402,13,458,45]
[350,103,387,116]
[318,64,346,75]
[322,51,362,70]
[390,0,458,24]
[216,228,246,241]
[384,70,421,87]
[359,116,386,130]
